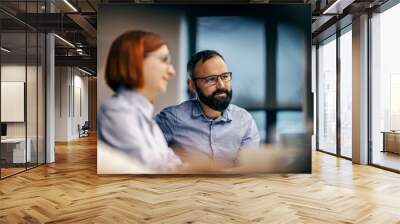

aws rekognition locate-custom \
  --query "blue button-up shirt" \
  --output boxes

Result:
[155,99,260,165]
[98,88,182,173]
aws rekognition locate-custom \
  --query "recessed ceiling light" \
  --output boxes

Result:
[54,34,75,48]
[77,67,93,76]
[1,47,11,53]
[63,0,78,12]
[322,0,353,15]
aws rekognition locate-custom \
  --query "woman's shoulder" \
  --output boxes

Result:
[98,95,145,148]
[98,95,143,126]
[100,94,133,111]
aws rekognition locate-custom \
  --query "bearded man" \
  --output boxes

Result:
[156,50,260,167]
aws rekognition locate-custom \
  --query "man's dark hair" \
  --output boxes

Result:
[187,50,224,78]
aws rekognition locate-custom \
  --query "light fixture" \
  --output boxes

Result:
[322,0,340,14]
[322,0,355,15]
[76,48,86,56]
[77,67,93,76]
[1,47,11,53]
[63,0,78,12]
[54,34,75,48]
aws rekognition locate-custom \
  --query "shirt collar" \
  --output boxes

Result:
[117,87,154,121]
[191,99,232,122]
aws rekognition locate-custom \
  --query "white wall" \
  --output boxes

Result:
[97,5,189,113]
[55,66,68,141]
[1,65,26,132]
[72,73,89,138]
[55,67,89,141]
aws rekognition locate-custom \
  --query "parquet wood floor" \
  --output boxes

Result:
[1,134,400,223]
[1,167,26,178]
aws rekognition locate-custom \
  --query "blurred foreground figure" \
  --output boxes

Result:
[225,144,303,174]
[98,30,181,173]
[175,144,304,174]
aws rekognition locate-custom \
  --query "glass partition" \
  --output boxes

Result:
[1,31,28,177]
[0,1,46,179]
[38,32,45,165]
[27,31,38,169]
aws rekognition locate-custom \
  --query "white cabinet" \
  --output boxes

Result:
[1,138,32,163]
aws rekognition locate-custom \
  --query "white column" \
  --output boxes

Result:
[46,1,55,163]
[352,14,369,164]
[312,45,317,150]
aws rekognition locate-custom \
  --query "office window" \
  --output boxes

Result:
[277,112,305,136]
[317,35,337,154]
[196,16,267,141]
[250,111,267,143]
[371,3,400,171]
[276,23,305,108]
[196,16,308,143]
[196,16,266,108]
[339,28,352,158]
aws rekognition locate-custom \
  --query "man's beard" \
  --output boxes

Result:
[195,85,232,112]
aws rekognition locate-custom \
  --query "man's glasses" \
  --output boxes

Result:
[192,72,232,86]
[145,52,172,65]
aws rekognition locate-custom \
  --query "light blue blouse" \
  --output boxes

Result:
[98,88,182,172]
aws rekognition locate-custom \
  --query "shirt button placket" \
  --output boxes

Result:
[209,122,214,159]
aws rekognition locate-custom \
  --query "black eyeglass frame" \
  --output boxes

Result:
[191,72,233,85]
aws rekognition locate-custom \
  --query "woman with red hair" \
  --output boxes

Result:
[98,30,182,173]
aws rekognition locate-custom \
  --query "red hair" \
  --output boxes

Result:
[105,30,165,92]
